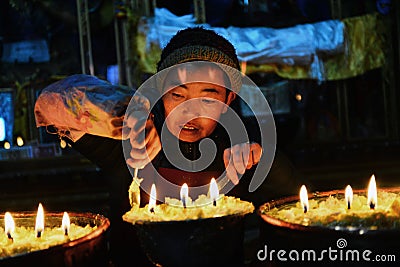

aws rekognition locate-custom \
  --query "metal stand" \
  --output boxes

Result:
[113,0,157,87]
[76,0,95,76]
[193,0,206,24]
[330,0,397,142]
[113,1,132,86]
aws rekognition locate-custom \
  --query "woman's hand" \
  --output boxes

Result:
[223,142,263,185]
[123,110,161,169]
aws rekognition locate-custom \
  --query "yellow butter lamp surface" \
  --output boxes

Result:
[1,204,99,259]
[263,190,400,229]
[124,179,254,223]
[0,222,96,258]
[264,175,400,230]
[123,194,254,223]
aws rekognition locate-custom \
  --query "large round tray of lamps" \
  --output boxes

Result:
[257,187,400,266]
[0,212,110,267]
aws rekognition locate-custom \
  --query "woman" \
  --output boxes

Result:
[35,26,304,266]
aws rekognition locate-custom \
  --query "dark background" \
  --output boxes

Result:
[0,0,399,235]
[1,1,399,267]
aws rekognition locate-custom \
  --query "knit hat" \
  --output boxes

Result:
[156,27,242,92]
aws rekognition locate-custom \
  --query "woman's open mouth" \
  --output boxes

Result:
[180,124,198,132]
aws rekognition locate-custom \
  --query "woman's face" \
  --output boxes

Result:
[162,64,236,142]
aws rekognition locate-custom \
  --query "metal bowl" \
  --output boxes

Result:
[257,188,400,266]
[0,212,110,267]
[129,212,252,267]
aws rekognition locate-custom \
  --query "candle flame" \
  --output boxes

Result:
[367,174,378,209]
[16,136,24,146]
[62,212,70,235]
[209,178,219,206]
[148,184,157,212]
[4,212,15,238]
[299,185,309,213]
[35,203,45,236]
[345,185,353,209]
[4,141,10,150]
[180,183,189,207]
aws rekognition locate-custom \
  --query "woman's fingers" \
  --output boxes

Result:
[127,139,160,168]
[127,117,161,169]
[111,117,123,127]
[223,142,262,185]
[250,143,263,164]
[232,143,249,175]
[224,148,239,185]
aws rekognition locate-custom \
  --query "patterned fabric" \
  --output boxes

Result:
[34,74,135,141]
[322,12,386,80]
[158,45,238,71]
[133,12,385,81]
[246,13,386,80]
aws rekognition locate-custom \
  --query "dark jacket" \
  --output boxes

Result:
[70,86,304,211]
[63,77,305,267]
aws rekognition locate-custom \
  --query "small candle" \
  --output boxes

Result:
[62,212,70,236]
[180,183,189,208]
[35,203,44,238]
[16,136,24,146]
[148,184,157,213]
[209,178,219,206]
[299,185,309,213]
[367,174,378,210]
[4,212,14,241]
[345,185,353,209]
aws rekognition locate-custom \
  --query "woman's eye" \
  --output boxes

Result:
[171,93,183,99]
[202,98,216,104]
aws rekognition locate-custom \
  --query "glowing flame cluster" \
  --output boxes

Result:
[4,203,70,240]
[148,178,220,211]
[299,174,379,213]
